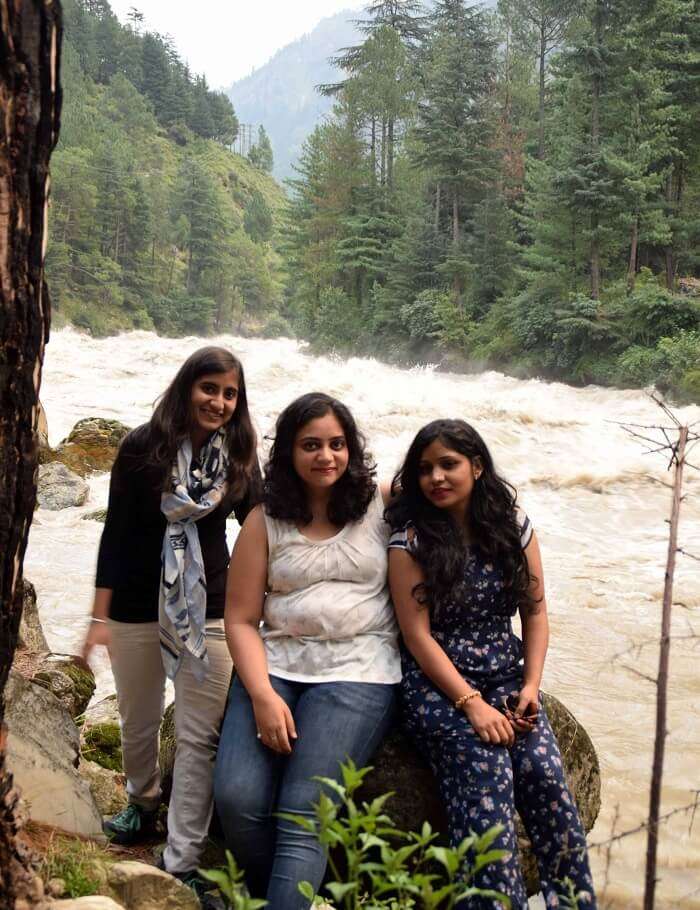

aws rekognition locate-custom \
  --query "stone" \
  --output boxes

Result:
[79,760,128,816]
[18,579,49,653]
[358,692,600,897]
[48,899,125,910]
[32,654,96,719]
[5,672,104,837]
[82,508,108,523]
[45,417,131,477]
[36,399,51,462]
[106,861,199,910]
[37,462,90,510]
[81,695,123,772]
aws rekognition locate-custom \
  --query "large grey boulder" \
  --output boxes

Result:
[32,654,96,719]
[358,692,600,897]
[44,417,131,477]
[106,861,199,910]
[18,578,49,653]
[37,462,89,510]
[5,672,103,837]
[78,760,128,816]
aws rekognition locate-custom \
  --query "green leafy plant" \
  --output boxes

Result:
[282,759,510,910]
[199,850,268,909]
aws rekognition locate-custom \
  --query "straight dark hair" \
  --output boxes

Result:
[387,419,533,615]
[264,392,376,526]
[144,346,257,497]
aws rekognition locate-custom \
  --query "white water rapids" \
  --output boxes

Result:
[25,327,700,908]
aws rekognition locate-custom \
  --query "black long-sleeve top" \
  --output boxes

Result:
[95,424,261,623]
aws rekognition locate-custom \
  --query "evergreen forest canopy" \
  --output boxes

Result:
[48,0,700,401]
[48,0,285,338]
[285,0,700,401]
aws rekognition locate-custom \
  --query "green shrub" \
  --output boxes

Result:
[399,289,473,351]
[615,345,664,387]
[283,760,510,910]
[261,313,294,338]
[311,287,363,352]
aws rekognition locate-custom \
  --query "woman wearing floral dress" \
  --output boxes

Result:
[387,419,596,909]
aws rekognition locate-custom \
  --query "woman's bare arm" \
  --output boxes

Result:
[389,548,514,745]
[225,506,296,752]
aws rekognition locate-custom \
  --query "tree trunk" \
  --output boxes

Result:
[643,426,688,910]
[538,26,546,159]
[0,1,62,905]
[387,117,394,190]
[663,171,676,291]
[370,117,376,184]
[380,119,387,186]
[627,217,639,291]
[435,182,441,233]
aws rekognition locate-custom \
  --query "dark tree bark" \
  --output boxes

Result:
[0,1,62,906]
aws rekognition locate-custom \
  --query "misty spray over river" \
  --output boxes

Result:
[25,328,700,908]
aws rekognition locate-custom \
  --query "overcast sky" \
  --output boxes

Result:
[109,1,365,89]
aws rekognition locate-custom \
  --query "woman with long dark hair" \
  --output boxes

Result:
[214,392,399,910]
[81,346,260,908]
[387,419,596,909]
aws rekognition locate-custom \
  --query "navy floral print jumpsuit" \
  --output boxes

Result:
[389,520,596,909]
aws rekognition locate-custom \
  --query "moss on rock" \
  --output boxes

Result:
[81,722,123,773]
[44,418,131,477]
[32,656,96,719]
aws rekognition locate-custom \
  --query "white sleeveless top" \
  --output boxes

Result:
[260,488,401,684]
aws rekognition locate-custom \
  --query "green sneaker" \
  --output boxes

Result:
[178,871,226,910]
[103,803,157,845]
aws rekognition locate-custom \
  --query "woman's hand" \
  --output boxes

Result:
[507,684,539,734]
[251,689,298,754]
[81,619,111,663]
[464,697,515,747]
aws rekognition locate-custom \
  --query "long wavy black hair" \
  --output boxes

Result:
[386,419,533,615]
[143,346,257,497]
[264,392,376,526]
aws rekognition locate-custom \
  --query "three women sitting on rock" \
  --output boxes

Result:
[87,351,596,909]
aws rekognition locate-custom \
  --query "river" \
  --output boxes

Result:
[24,327,700,908]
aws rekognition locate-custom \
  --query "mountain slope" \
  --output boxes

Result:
[227,9,362,181]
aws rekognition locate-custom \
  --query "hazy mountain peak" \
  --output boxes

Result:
[227,9,363,180]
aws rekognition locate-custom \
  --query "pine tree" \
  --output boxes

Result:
[248,125,274,172]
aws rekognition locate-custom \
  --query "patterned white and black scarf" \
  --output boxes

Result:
[159,428,229,680]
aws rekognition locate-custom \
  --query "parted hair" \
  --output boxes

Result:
[386,419,533,615]
[146,346,257,497]
[264,392,376,526]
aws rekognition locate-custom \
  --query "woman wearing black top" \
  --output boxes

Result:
[81,346,260,905]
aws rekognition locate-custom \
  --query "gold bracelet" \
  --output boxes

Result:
[455,691,481,711]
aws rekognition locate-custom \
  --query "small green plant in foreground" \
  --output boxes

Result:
[199,849,268,909]
[282,760,511,910]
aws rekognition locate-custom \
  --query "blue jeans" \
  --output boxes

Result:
[213,675,397,910]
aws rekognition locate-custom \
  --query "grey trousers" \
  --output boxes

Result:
[108,618,232,873]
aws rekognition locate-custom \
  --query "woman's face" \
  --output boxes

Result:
[292,410,349,492]
[417,438,481,517]
[189,369,239,441]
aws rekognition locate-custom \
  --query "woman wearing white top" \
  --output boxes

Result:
[214,392,400,910]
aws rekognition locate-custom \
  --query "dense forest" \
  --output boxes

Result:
[48,0,700,401]
[285,0,700,400]
[47,0,286,337]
